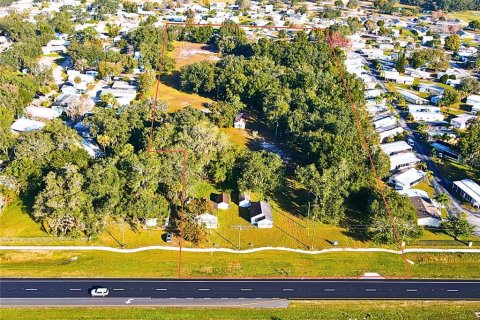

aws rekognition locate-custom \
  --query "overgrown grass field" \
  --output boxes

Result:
[1,301,479,320]
[1,249,480,279]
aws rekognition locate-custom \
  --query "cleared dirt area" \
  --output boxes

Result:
[148,41,219,112]
[173,41,220,70]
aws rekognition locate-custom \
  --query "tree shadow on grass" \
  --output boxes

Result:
[339,188,373,243]
[159,71,181,90]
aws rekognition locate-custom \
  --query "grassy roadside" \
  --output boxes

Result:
[1,301,479,320]
[1,250,480,279]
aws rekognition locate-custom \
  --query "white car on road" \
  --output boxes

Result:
[90,287,109,297]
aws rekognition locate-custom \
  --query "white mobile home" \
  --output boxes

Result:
[452,179,480,208]
[389,152,421,171]
[389,168,426,190]
[380,141,412,156]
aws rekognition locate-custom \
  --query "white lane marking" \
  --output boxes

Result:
[198,288,210,291]
[324,289,335,292]
[447,289,459,292]
[204,297,211,299]
[241,288,252,291]
[282,288,294,291]
[25,288,37,291]
[69,288,81,291]
[113,288,125,291]
[255,298,263,300]
[186,297,194,299]
[125,298,134,304]
[220,297,228,300]
[406,289,418,292]
[365,289,377,292]
[156,288,168,291]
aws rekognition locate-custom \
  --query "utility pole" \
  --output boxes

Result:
[311,218,317,250]
[307,202,310,239]
[231,225,255,250]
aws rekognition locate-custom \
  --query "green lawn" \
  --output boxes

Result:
[1,249,480,279]
[433,158,480,184]
[1,301,479,320]
[450,10,480,22]
[415,180,435,199]
[2,193,478,250]
[0,201,49,238]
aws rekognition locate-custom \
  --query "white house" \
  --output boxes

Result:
[408,104,445,122]
[11,118,45,133]
[409,112,444,122]
[466,94,480,113]
[389,168,426,190]
[213,193,230,210]
[365,89,383,99]
[452,179,480,208]
[67,70,95,84]
[373,115,397,129]
[400,90,429,105]
[405,68,433,80]
[25,106,62,121]
[367,105,387,116]
[389,152,421,171]
[195,213,218,229]
[81,138,104,159]
[100,88,137,106]
[377,126,404,142]
[418,84,445,96]
[250,201,273,228]
[145,218,157,227]
[450,114,476,129]
[380,141,412,156]
[233,113,246,129]
[238,193,251,208]
[383,70,399,81]
[395,75,415,85]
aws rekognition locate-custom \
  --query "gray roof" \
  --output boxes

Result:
[410,196,440,220]
[250,201,272,221]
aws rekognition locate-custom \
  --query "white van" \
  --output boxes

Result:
[407,138,415,147]
[90,288,109,297]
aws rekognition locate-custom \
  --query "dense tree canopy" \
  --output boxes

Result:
[458,119,480,168]
[179,30,394,232]
[400,0,479,11]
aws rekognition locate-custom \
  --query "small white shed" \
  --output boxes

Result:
[196,213,218,229]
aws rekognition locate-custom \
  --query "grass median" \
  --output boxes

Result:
[1,249,480,278]
[1,301,479,320]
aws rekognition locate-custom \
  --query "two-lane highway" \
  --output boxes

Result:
[1,279,480,301]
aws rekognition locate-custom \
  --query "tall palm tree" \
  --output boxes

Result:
[424,170,434,182]
[416,162,427,171]
[435,193,450,209]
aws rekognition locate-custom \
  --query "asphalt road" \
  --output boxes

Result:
[1,279,479,302]
[0,297,289,308]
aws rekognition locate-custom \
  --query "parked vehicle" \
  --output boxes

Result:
[165,233,172,243]
[407,138,415,147]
